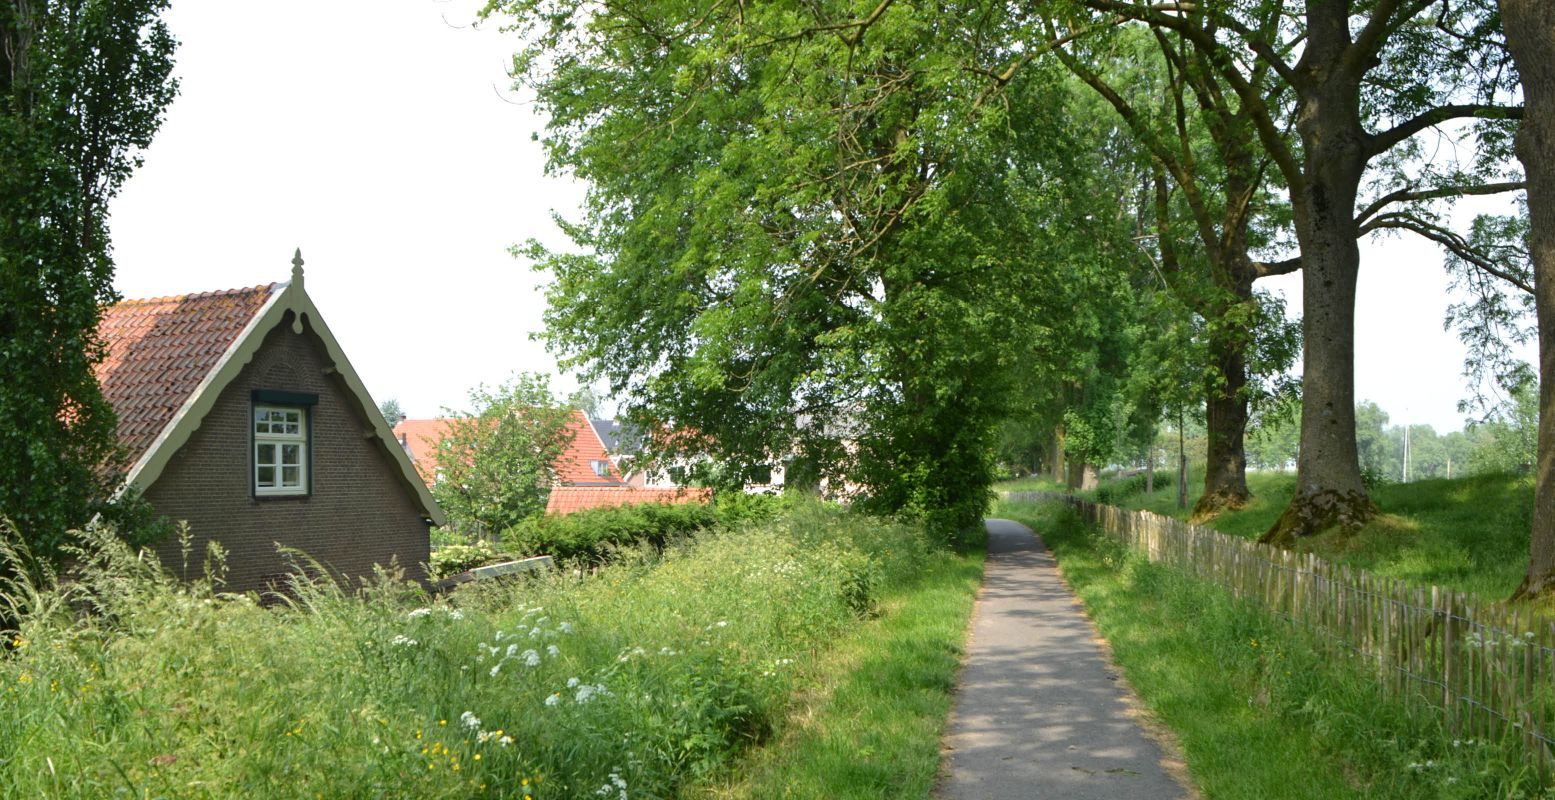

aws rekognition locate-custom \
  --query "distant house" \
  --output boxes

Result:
[394,409,711,515]
[96,252,444,593]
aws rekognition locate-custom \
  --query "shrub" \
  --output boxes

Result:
[427,541,511,580]
[502,501,722,563]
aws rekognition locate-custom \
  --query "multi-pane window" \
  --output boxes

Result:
[254,406,307,495]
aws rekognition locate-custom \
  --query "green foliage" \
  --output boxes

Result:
[0,503,947,798]
[0,0,177,555]
[503,501,721,564]
[378,397,406,427]
[427,542,508,581]
[429,374,575,534]
[484,0,1141,537]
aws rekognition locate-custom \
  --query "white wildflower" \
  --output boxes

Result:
[506,643,519,658]
[716,620,727,628]
[494,630,505,642]
[559,622,573,634]
[446,609,465,620]
[567,677,581,688]
[499,735,513,746]
[406,608,432,619]
[490,664,502,678]
[545,693,561,707]
[523,649,541,667]
[390,634,418,648]
[547,644,561,656]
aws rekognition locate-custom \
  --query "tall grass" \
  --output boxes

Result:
[0,502,945,799]
[999,499,1550,799]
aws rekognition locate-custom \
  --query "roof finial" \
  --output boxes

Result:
[291,248,304,290]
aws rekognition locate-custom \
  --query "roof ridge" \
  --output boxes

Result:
[111,283,277,307]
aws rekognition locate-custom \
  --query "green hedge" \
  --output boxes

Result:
[502,493,795,565]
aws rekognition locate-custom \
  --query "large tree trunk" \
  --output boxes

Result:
[1193,274,1256,520]
[1503,0,1555,601]
[1262,24,1376,544]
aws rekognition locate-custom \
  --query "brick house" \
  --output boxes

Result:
[96,251,444,592]
[394,410,711,516]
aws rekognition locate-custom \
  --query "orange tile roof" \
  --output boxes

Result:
[392,418,456,484]
[544,486,712,516]
[394,409,625,488]
[554,409,623,485]
[96,285,278,470]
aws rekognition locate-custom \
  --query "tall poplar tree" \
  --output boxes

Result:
[0,0,177,553]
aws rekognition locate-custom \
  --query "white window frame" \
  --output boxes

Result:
[254,405,308,496]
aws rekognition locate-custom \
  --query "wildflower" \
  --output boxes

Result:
[546,693,560,707]
[523,649,541,667]
[407,608,432,619]
[547,644,560,657]
[439,719,448,726]
[716,620,727,627]
[490,664,502,678]
[506,643,520,658]
[567,677,580,688]
[494,630,506,642]
[499,735,514,746]
[558,622,573,634]
[390,635,418,648]
[473,753,481,761]
[461,711,481,730]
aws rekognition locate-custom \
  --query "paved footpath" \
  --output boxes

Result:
[939,518,1193,800]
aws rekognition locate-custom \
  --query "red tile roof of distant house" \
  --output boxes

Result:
[545,486,712,516]
[554,409,623,485]
[393,409,624,488]
[95,284,278,470]
[393,418,456,484]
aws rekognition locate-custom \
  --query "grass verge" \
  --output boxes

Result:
[690,533,985,799]
[997,498,1550,800]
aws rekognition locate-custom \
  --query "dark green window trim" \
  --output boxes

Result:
[252,389,318,406]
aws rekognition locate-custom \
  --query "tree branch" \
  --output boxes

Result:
[1252,256,1301,279]
[1354,180,1526,227]
[1367,104,1524,156]
[1360,212,1533,293]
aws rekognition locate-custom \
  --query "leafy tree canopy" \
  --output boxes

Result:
[429,374,576,535]
[485,0,1142,534]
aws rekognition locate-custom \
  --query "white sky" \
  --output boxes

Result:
[107,2,1532,433]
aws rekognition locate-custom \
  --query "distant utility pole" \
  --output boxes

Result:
[1402,423,1411,483]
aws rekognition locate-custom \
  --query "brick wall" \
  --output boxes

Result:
[144,310,431,594]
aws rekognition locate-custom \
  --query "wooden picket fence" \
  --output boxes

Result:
[1006,491,1555,776]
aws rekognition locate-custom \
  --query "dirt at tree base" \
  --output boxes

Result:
[1259,488,1376,547]
[1511,569,1555,605]
[1188,488,1251,524]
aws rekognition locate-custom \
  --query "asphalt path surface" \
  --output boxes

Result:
[938,518,1193,799]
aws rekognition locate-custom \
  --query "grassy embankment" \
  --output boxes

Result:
[0,502,983,799]
[997,498,1548,799]
[1001,469,1535,599]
